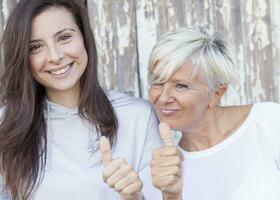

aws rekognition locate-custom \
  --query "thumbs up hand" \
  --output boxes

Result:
[151,122,183,200]
[100,136,143,200]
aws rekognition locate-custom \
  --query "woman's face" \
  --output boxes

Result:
[149,61,212,132]
[29,7,88,98]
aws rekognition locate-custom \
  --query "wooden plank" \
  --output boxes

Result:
[0,0,20,75]
[239,0,274,103]
[211,0,248,105]
[0,0,279,104]
[270,0,280,102]
[87,0,139,96]
[135,0,159,98]
[136,0,190,98]
[185,0,215,32]
[136,0,280,104]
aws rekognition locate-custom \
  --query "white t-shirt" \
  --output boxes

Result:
[180,102,280,200]
[0,92,162,200]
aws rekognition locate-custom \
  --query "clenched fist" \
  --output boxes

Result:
[151,122,183,200]
[100,136,143,200]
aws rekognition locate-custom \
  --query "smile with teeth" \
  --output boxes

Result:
[49,63,73,75]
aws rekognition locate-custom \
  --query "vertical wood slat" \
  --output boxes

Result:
[241,0,275,102]
[87,0,139,96]
[212,0,250,105]
[0,0,20,63]
[134,0,280,104]
[0,0,279,104]
[270,0,280,100]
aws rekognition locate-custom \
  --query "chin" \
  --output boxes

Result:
[159,120,178,131]
[169,124,182,131]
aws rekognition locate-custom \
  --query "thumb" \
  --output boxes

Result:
[159,122,174,146]
[100,136,112,166]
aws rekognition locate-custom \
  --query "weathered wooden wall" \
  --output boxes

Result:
[0,0,279,105]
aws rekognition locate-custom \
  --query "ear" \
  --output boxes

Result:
[208,84,227,108]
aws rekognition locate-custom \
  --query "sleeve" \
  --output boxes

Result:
[0,176,9,200]
[0,107,9,199]
[269,103,280,169]
[137,106,163,200]
[258,102,280,169]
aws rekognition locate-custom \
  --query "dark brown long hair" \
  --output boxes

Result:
[0,0,118,199]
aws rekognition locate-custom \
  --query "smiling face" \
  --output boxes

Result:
[149,61,214,132]
[29,6,88,101]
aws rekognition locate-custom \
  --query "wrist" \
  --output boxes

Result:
[121,192,144,200]
[162,192,182,200]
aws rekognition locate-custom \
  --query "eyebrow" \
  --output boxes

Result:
[30,28,76,43]
[170,79,192,84]
[53,28,75,37]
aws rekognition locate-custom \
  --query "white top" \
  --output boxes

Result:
[0,92,162,200]
[180,102,280,200]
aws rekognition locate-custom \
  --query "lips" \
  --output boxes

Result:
[47,62,74,77]
[159,108,180,117]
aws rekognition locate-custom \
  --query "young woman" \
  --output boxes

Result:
[148,28,280,200]
[0,0,161,199]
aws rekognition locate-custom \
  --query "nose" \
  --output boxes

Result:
[157,85,175,104]
[47,44,63,64]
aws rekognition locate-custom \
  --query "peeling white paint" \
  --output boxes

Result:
[253,20,270,49]
[2,0,275,102]
[117,21,130,56]
[136,0,158,98]
[205,0,210,10]
[123,1,129,13]
[3,0,9,23]
[255,0,267,18]
[167,0,175,17]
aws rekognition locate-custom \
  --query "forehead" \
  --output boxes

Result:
[170,61,206,83]
[172,61,193,78]
[31,7,77,38]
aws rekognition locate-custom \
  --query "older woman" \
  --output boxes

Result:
[0,0,162,199]
[148,28,280,200]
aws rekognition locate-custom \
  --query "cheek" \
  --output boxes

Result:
[189,93,210,114]
[181,92,209,112]
[29,54,45,74]
[68,40,87,61]
[148,88,158,104]
[198,91,211,105]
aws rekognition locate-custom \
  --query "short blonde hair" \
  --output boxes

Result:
[148,27,236,91]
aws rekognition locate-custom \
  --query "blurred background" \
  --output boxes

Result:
[0,0,279,105]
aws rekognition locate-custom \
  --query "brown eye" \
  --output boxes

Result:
[175,84,188,90]
[58,34,71,42]
[29,44,42,53]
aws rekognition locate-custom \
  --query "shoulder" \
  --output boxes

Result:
[253,102,280,112]
[107,91,153,113]
[106,91,158,129]
[252,102,280,123]
[250,102,280,143]
[223,102,280,134]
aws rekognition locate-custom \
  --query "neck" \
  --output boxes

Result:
[46,84,80,109]
[179,106,227,152]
